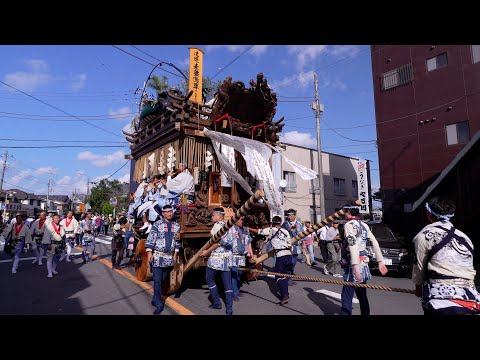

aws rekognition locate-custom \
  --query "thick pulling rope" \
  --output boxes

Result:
[184,189,265,273]
[254,204,351,265]
[241,268,416,295]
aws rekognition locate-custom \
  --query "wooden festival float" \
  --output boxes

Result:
[124,72,286,294]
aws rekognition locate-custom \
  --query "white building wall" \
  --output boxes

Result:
[279,143,370,223]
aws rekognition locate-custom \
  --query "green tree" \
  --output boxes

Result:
[88,179,129,214]
[177,70,222,103]
[147,75,169,96]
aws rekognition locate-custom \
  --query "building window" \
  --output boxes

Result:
[334,177,346,195]
[472,45,480,64]
[283,171,296,192]
[30,199,34,206]
[446,121,470,145]
[352,180,358,197]
[380,63,413,91]
[309,176,321,194]
[427,52,448,72]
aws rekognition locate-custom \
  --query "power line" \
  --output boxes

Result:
[130,45,188,80]
[0,96,135,102]
[211,45,254,79]
[0,145,127,149]
[0,89,136,95]
[321,116,376,143]
[0,80,123,138]
[10,156,58,176]
[0,138,125,143]
[2,180,37,194]
[0,111,136,118]
[105,160,130,180]
[112,45,182,79]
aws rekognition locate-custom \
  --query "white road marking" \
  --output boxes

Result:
[315,289,359,303]
[94,238,112,245]
[0,253,83,264]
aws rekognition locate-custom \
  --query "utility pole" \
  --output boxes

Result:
[0,151,8,209]
[46,176,51,212]
[312,72,326,222]
[0,151,13,201]
[86,177,90,204]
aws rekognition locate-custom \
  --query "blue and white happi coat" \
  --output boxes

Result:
[228,225,252,267]
[342,220,372,283]
[145,220,181,268]
[282,220,305,255]
[80,219,95,244]
[208,221,233,271]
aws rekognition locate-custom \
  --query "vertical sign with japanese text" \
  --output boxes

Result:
[357,158,370,214]
[188,47,204,104]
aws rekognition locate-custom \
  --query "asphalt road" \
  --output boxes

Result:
[0,236,423,315]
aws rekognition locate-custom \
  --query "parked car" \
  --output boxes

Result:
[365,221,413,278]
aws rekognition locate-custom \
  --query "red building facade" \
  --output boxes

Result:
[371,45,480,237]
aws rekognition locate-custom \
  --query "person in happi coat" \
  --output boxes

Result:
[2,213,30,274]
[80,212,96,264]
[227,216,254,301]
[28,211,48,266]
[59,211,78,262]
[145,204,181,315]
[413,195,480,315]
[281,208,305,285]
[250,216,293,305]
[339,203,387,315]
[42,214,66,278]
[200,208,234,315]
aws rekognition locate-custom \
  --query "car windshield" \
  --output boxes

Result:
[369,223,398,244]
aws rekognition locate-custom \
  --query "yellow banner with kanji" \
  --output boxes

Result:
[188,47,204,104]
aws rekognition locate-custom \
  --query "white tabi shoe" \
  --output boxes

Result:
[139,222,150,231]
[32,258,38,264]
[47,274,53,278]
[11,269,17,274]
[52,270,59,275]
[38,261,43,266]
[66,257,71,262]
[145,224,152,234]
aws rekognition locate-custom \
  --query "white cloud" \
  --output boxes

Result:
[322,76,347,91]
[70,73,87,92]
[179,57,190,67]
[251,45,268,57]
[9,165,58,185]
[206,45,249,53]
[287,45,327,70]
[329,45,361,58]
[92,174,110,182]
[57,176,71,185]
[122,121,134,133]
[280,131,316,148]
[117,173,130,183]
[77,150,126,167]
[269,71,315,91]
[3,59,52,92]
[109,106,132,120]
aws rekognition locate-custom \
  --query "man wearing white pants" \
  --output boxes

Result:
[1,213,30,274]
[59,211,78,262]
[28,211,48,266]
[42,214,66,278]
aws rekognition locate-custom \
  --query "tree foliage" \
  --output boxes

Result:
[88,179,129,214]
[177,70,222,103]
[147,74,169,95]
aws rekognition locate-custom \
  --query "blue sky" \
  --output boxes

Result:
[0,45,379,196]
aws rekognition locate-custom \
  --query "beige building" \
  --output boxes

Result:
[277,142,372,223]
